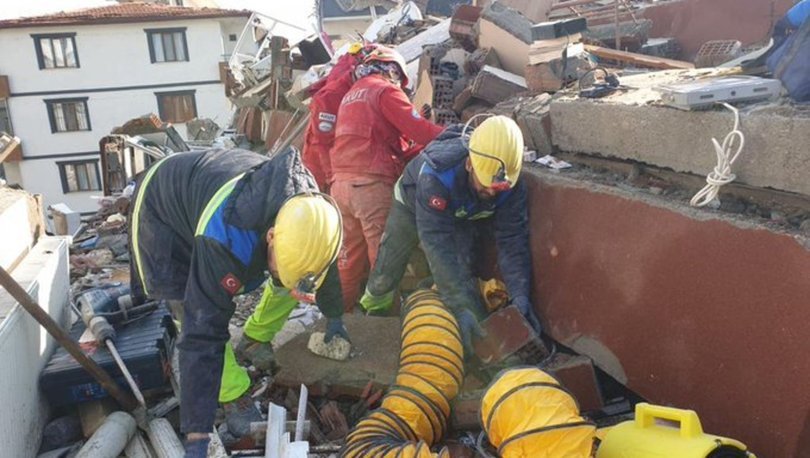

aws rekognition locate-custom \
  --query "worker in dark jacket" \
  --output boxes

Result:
[358,116,541,353]
[128,148,346,457]
[330,45,444,310]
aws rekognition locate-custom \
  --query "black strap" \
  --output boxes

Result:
[496,421,595,456]
[485,381,574,434]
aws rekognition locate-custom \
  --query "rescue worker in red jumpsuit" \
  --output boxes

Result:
[301,43,375,191]
[329,46,444,311]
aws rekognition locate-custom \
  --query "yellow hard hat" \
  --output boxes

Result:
[348,42,364,55]
[468,115,524,191]
[273,193,342,302]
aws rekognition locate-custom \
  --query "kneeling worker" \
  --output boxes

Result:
[129,147,347,456]
[359,115,542,352]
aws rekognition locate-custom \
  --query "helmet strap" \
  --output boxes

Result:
[469,147,511,190]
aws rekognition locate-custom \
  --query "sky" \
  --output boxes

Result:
[0,0,317,23]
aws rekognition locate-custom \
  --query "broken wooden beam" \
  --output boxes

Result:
[583,44,695,69]
[551,0,602,11]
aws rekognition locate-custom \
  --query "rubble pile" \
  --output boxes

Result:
[68,195,131,287]
[29,0,809,456]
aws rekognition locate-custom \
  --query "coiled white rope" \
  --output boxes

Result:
[690,103,745,207]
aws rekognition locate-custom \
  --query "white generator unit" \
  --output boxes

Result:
[656,76,782,110]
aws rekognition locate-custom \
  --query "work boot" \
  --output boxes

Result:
[235,334,279,374]
[222,395,263,439]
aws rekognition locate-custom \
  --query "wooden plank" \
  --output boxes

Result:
[0,135,21,164]
[551,0,601,11]
[0,76,9,99]
[583,44,695,69]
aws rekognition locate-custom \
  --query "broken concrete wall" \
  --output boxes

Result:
[477,3,533,75]
[0,237,70,457]
[640,0,793,60]
[549,71,810,197]
[0,187,44,271]
[524,169,810,458]
[496,0,553,23]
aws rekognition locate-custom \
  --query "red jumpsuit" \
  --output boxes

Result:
[301,54,359,190]
[330,74,444,310]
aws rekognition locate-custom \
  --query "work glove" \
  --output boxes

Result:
[513,296,543,335]
[183,437,210,458]
[455,307,486,358]
[325,317,351,343]
[359,288,394,316]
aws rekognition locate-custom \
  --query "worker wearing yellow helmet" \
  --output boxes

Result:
[128,147,346,457]
[359,115,542,354]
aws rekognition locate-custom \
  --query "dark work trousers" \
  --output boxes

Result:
[367,201,483,308]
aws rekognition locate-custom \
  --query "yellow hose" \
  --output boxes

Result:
[480,367,597,458]
[342,290,463,458]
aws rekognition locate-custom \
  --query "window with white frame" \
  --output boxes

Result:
[32,33,79,69]
[45,98,91,133]
[58,160,101,193]
[146,28,189,63]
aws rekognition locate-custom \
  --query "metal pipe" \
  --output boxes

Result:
[0,266,138,410]
[614,0,622,50]
[108,339,147,407]
[147,418,184,458]
[75,411,137,458]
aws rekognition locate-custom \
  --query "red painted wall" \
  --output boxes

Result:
[525,172,810,458]
[640,0,794,59]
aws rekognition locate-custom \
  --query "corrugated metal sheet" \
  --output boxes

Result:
[0,237,70,457]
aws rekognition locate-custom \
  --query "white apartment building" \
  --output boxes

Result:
[0,3,249,213]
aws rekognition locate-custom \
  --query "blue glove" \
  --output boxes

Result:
[325,317,350,343]
[513,296,543,335]
[455,308,486,358]
[184,437,210,458]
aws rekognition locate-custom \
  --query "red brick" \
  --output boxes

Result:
[450,391,484,431]
[547,355,604,412]
[473,305,537,365]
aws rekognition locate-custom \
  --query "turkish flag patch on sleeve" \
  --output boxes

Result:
[428,195,447,211]
[220,273,242,295]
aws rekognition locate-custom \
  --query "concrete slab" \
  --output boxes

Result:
[0,187,43,271]
[273,314,401,397]
[477,3,533,75]
[523,167,810,458]
[550,69,810,197]
[0,236,70,457]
